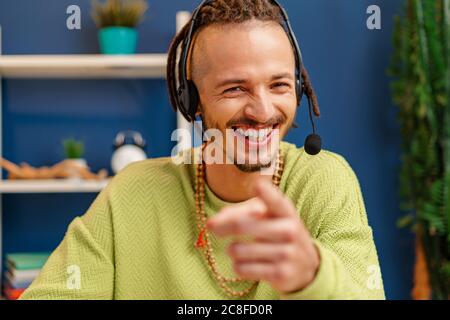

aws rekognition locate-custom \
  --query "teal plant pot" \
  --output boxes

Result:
[98,27,138,55]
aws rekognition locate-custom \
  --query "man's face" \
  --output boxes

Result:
[191,20,297,172]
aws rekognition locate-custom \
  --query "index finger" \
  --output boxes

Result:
[206,197,267,233]
[254,178,295,218]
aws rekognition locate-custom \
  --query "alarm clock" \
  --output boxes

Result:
[111,130,147,174]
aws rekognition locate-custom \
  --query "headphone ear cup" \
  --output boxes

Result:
[187,80,200,121]
[177,81,199,122]
[177,86,190,121]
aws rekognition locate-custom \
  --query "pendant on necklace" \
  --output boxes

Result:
[195,228,206,248]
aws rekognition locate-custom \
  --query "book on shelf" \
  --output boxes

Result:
[4,272,35,289]
[3,283,25,301]
[5,267,40,281]
[6,252,50,270]
[2,252,51,300]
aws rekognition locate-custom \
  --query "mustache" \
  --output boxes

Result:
[226,114,287,128]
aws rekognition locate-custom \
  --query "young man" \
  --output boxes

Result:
[21,0,385,300]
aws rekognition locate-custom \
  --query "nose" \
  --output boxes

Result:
[244,87,276,124]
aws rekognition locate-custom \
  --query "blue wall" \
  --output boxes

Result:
[0,0,413,299]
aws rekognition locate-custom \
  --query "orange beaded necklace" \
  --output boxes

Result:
[194,143,284,298]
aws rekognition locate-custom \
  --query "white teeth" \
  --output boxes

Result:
[234,127,273,142]
[236,128,246,136]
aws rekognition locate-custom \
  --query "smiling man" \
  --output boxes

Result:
[21,0,385,300]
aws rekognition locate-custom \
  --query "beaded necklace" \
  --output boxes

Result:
[194,144,284,297]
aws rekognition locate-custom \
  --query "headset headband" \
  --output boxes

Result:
[176,0,305,122]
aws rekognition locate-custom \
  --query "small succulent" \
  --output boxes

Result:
[91,0,149,29]
[63,139,85,159]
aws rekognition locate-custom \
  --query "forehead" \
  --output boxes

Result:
[191,20,296,81]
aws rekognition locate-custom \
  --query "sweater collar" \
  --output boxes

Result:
[190,142,291,216]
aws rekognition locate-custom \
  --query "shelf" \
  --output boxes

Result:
[0,179,110,193]
[0,54,167,78]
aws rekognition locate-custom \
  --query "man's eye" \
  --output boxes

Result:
[224,87,243,94]
[272,82,290,88]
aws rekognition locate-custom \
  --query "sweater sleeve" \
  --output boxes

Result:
[281,153,385,300]
[20,181,115,300]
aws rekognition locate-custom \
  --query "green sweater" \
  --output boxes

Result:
[21,142,385,300]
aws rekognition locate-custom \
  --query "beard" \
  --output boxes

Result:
[222,140,278,173]
[200,112,290,174]
[235,162,273,173]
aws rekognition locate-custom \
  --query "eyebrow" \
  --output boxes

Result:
[214,72,294,90]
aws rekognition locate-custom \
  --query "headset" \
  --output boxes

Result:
[174,0,322,155]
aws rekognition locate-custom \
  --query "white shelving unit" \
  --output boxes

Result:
[0,179,111,194]
[0,11,191,293]
[0,54,168,79]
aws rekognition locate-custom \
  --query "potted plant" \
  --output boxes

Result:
[63,138,87,179]
[91,0,149,54]
[389,0,450,299]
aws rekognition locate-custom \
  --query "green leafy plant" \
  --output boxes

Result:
[63,139,85,159]
[389,0,450,299]
[91,0,148,28]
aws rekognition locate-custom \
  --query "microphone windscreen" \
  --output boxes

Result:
[304,134,322,155]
